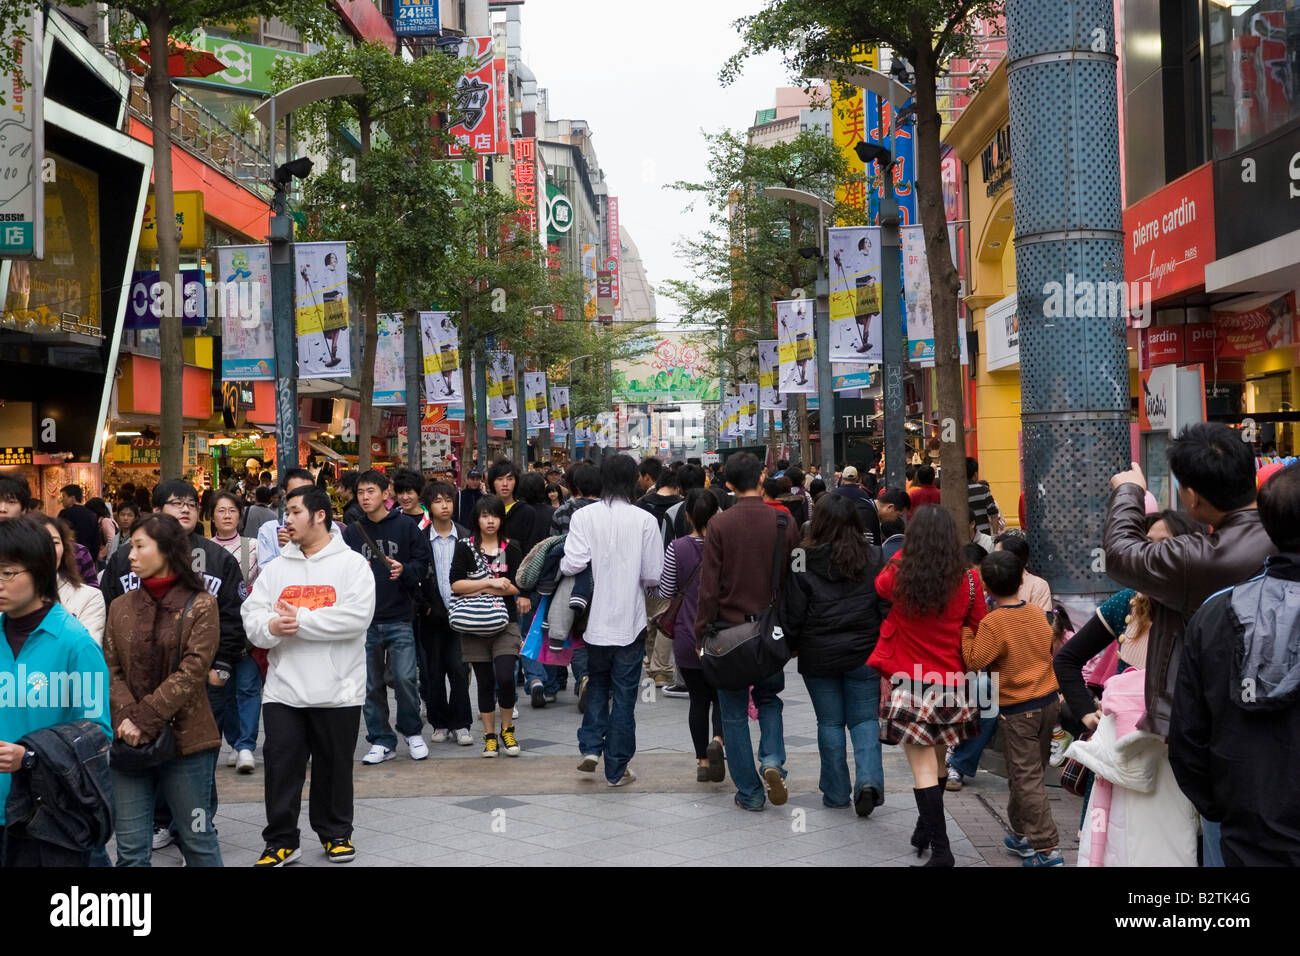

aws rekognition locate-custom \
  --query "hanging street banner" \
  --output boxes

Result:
[832,363,873,392]
[612,331,719,402]
[582,244,598,320]
[739,383,758,434]
[550,386,570,437]
[294,241,351,378]
[828,226,883,363]
[831,47,878,221]
[420,311,463,404]
[721,396,741,439]
[866,93,917,226]
[607,196,621,317]
[126,269,207,329]
[524,371,549,430]
[373,313,405,406]
[487,350,516,420]
[758,340,786,410]
[219,244,274,381]
[444,37,502,157]
[901,225,934,365]
[0,7,44,258]
[776,299,817,394]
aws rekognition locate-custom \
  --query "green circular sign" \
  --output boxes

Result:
[548,192,574,234]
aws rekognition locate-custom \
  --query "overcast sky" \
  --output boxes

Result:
[519,0,792,324]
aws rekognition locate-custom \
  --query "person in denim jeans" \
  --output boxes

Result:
[342,471,432,763]
[780,494,887,814]
[104,514,224,866]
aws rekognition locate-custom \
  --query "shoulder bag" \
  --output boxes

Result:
[654,540,702,637]
[448,539,509,635]
[110,594,197,773]
[701,515,791,690]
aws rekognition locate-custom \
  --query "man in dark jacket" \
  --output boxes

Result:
[417,481,473,746]
[452,468,484,528]
[343,469,432,764]
[57,485,101,558]
[1104,423,1275,738]
[830,465,882,546]
[1170,462,1300,866]
[697,452,800,812]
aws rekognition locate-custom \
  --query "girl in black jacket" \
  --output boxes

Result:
[781,493,887,816]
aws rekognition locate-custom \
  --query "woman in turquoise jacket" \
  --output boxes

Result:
[0,515,110,867]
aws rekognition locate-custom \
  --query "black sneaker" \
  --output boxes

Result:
[661,683,689,698]
[854,785,880,818]
[254,846,300,867]
[530,684,547,709]
[322,838,356,863]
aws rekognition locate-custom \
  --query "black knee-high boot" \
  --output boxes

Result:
[921,784,954,867]
[910,788,930,856]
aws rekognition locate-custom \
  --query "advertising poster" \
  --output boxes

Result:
[739,383,758,433]
[550,386,570,437]
[294,241,351,378]
[582,244,598,320]
[828,226,883,363]
[831,363,873,392]
[758,339,786,410]
[524,371,549,430]
[865,93,917,226]
[444,37,500,157]
[901,225,934,364]
[420,311,463,404]
[721,396,741,439]
[219,244,274,381]
[373,312,405,405]
[612,332,718,402]
[1212,292,1295,358]
[487,350,516,420]
[776,299,817,394]
[0,6,43,258]
[127,269,207,329]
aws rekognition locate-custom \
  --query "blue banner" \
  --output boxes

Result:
[126,270,207,329]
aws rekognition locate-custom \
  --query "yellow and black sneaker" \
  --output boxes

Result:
[254,846,300,867]
[501,726,520,756]
[482,733,499,758]
[322,838,356,864]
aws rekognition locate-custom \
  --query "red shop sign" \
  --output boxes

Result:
[1124,162,1215,303]
[1184,323,1217,363]
[1141,326,1184,365]
[1213,291,1296,358]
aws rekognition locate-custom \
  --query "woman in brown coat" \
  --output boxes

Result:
[104,513,223,866]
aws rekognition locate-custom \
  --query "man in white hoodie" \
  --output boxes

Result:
[241,486,376,867]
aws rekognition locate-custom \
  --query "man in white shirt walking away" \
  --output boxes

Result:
[242,486,376,866]
[562,455,664,787]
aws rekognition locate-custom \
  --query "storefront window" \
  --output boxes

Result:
[1208,1,1300,157]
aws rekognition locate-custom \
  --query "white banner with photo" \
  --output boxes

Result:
[294,241,351,378]
[739,383,758,434]
[901,225,935,366]
[776,299,817,394]
[487,350,516,420]
[373,313,405,405]
[219,245,275,381]
[549,386,571,437]
[758,340,786,410]
[524,371,549,430]
[828,226,882,363]
[420,311,464,404]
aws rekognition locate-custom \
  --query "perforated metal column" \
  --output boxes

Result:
[1006,0,1130,595]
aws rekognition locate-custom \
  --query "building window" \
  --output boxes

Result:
[1208,0,1300,157]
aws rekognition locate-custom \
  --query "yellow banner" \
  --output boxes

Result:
[141,190,205,249]
[831,47,878,224]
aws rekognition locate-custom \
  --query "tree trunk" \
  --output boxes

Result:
[460,342,476,469]
[911,17,970,542]
[147,12,182,479]
[356,103,376,471]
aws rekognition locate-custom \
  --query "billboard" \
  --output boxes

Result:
[219,244,274,381]
[828,226,883,363]
[611,332,719,403]
[294,241,351,378]
[0,7,43,258]
[394,0,440,36]
[444,37,502,157]
[420,311,463,404]
[373,312,405,405]
[776,299,817,394]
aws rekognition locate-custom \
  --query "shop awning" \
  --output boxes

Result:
[306,439,347,463]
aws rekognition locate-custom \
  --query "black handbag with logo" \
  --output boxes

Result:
[110,594,196,773]
[701,514,790,690]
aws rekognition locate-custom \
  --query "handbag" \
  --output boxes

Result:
[654,541,702,636]
[1060,733,1093,797]
[448,540,509,635]
[700,514,790,691]
[110,594,196,773]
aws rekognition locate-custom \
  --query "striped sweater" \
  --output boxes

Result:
[961,602,1059,712]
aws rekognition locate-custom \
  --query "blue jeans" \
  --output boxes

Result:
[215,654,263,753]
[717,669,787,809]
[521,654,564,695]
[948,672,998,778]
[114,749,222,867]
[364,620,423,750]
[570,644,589,687]
[577,637,644,784]
[1202,819,1225,867]
[803,665,884,807]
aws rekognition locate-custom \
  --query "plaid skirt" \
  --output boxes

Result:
[878,678,982,747]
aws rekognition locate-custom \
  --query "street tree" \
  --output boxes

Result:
[725,0,1004,537]
[275,36,467,470]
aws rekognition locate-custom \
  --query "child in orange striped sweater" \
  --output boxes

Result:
[962,550,1063,867]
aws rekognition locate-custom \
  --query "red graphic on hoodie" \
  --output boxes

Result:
[277,585,338,610]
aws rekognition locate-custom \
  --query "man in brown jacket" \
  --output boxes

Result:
[1104,423,1274,739]
[696,452,800,811]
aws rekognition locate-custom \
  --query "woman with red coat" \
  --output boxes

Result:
[870,505,986,867]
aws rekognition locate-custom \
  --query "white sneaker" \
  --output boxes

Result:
[430,728,449,743]
[236,749,255,774]
[226,750,237,768]
[408,735,429,760]
[454,728,473,746]
[607,769,637,788]
[362,744,395,765]
[512,706,519,720]
[152,827,174,850]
